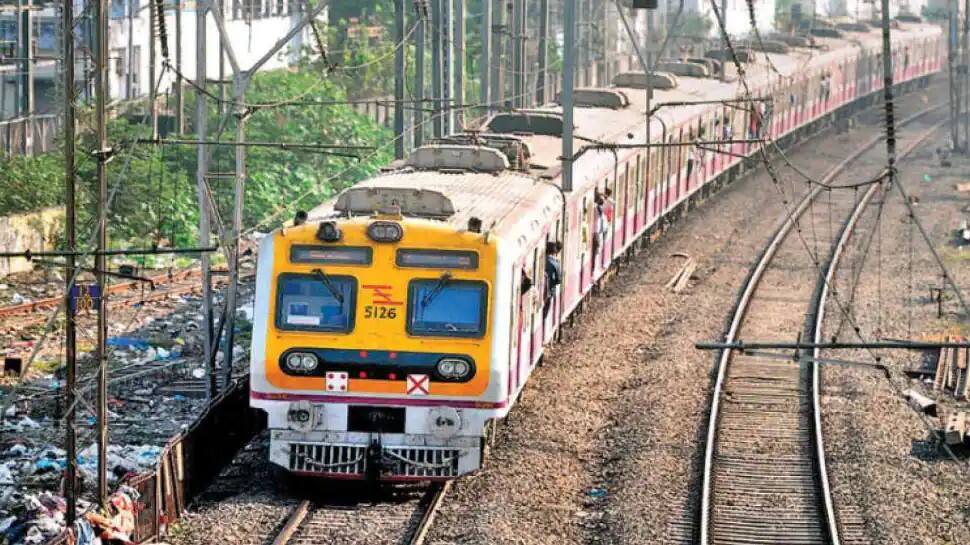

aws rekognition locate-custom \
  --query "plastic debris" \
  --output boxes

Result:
[106,336,151,351]
[8,293,29,305]
[586,487,607,499]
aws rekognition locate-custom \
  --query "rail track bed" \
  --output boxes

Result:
[699,108,947,545]
[271,483,447,545]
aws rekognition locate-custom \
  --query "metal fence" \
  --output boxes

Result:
[44,377,265,544]
[0,115,61,157]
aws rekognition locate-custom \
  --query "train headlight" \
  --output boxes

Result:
[316,221,342,242]
[367,221,403,242]
[287,400,314,432]
[285,352,318,371]
[300,354,319,370]
[436,357,472,380]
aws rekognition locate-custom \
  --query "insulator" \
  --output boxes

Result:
[154,0,170,61]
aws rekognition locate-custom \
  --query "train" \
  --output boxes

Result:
[249,20,943,481]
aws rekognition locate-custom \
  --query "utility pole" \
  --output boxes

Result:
[149,0,158,137]
[395,0,406,158]
[443,0,453,134]
[720,0,728,81]
[19,0,33,154]
[175,0,184,134]
[949,0,959,148]
[960,0,970,152]
[414,0,426,147]
[221,72,248,389]
[453,0,464,129]
[93,0,110,509]
[127,0,135,99]
[430,0,442,136]
[195,0,216,399]
[490,0,503,110]
[562,0,576,192]
[536,0,549,104]
[62,0,77,524]
[480,0,491,111]
[511,0,521,107]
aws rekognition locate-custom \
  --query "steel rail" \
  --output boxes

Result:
[698,104,946,545]
[270,482,448,545]
[806,119,947,542]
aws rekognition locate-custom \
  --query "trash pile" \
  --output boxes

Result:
[0,485,142,545]
[0,265,255,544]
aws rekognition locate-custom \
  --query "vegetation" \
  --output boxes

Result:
[0,65,392,249]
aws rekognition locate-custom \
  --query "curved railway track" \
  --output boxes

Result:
[698,107,946,545]
[271,483,449,545]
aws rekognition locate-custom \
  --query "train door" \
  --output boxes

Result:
[530,245,542,365]
[614,166,627,254]
[578,197,587,292]
[634,154,644,232]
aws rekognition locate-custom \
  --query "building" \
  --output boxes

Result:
[0,0,323,153]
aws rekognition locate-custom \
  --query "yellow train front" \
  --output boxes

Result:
[249,188,513,481]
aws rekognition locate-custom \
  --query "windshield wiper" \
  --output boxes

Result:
[421,272,453,307]
[312,267,344,304]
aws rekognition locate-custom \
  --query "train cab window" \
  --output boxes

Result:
[276,273,357,332]
[407,279,488,338]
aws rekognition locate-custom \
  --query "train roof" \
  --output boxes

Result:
[310,21,941,250]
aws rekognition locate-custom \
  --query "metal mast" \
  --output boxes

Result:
[395,0,406,158]
[562,0,576,192]
[536,0,549,104]
[62,0,77,523]
[93,0,110,508]
[414,0,426,147]
[195,0,216,399]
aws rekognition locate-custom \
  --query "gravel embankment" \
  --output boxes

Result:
[820,124,970,545]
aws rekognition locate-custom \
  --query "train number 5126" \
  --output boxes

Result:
[364,305,397,319]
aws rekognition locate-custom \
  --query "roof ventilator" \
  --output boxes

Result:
[837,22,870,33]
[752,40,791,54]
[612,71,679,90]
[485,111,565,136]
[555,88,630,109]
[655,60,711,78]
[427,134,532,170]
[704,48,756,63]
[334,187,456,219]
[405,144,510,173]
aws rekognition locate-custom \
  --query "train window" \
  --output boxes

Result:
[397,249,479,269]
[407,279,488,338]
[276,273,357,332]
[290,245,373,266]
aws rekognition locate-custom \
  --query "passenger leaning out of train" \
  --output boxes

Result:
[544,241,563,316]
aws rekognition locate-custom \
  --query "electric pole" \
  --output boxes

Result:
[454,0,464,129]
[414,0,426,147]
[175,0,184,134]
[62,0,77,524]
[19,0,33,154]
[562,0,576,192]
[536,0,549,104]
[93,0,110,509]
[480,0,491,111]
[949,0,959,148]
[443,0,453,134]
[511,0,522,107]
[720,0,728,81]
[490,0,503,110]
[195,0,216,399]
[431,0,443,136]
[395,0,406,158]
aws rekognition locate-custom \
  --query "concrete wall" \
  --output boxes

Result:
[0,207,62,277]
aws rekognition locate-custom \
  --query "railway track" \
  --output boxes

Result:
[271,483,449,545]
[697,107,946,545]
